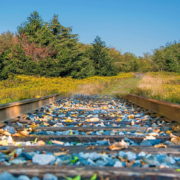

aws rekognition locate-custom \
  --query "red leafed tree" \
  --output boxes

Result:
[11,34,56,62]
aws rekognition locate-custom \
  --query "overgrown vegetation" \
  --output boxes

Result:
[0,11,180,81]
[131,72,180,103]
[0,73,134,104]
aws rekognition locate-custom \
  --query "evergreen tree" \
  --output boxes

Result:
[17,11,44,43]
[89,36,118,76]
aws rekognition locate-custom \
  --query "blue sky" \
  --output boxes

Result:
[0,0,180,56]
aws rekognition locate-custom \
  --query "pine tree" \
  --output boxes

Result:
[89,36,118,76]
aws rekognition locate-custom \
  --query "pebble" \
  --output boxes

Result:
[18,175,31,180]
[3,126,16,134]
[125,152,136,161]
[0,172,16,180]
[43,173,58,180]
[164,157,176,164]
[32,154,56,165]
[113,161,122,167]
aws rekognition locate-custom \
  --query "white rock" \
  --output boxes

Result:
[114,161,122,167]
[125,152,136,161]
[32,154,56,165]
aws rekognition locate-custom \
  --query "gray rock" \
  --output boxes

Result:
[43,173,58,180]
[138,151,146,158]
[79,159,89,165]
[46,131,54,135]
[32,154,56,165]
[10,158,25,164]
[21,152,34,160]
[96,160,107,166]
[16,148,23,156]
[164,157,176,164]
[89,152,101,161]
[140,140,152,146]
[113,161,122,167]
[96,140,109,145]
[118,151,126,158]
[151,123,157,127]
[18,175,30,180]
[3,126,16,134]
[32,177,40,180]
[154,154,167,163]
[0,172,16,180]
[132,160,141,167]
[87,158,96,166]
[143,156,159,166]
[79,152,89,159]
[125,152,136,161]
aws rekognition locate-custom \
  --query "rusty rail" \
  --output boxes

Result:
[0,94,64,122]
[124,94,180,122]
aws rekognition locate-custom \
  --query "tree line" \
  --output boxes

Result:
[0,11,180,80]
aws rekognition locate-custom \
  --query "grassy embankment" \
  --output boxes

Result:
[1,72,180,105]
[0,73,135,104]
[131,72,180,104]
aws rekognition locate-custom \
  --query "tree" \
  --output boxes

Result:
[17,11,43,36]
[89,36,118,76]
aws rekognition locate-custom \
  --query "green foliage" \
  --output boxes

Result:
[89,36,118,76]
[0,11,179,80]
[151,41,180,72]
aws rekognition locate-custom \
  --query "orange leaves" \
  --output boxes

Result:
[35,140,46,146]
[170,133,180,145]
[154,143,167,148]
[85,146,95,150]
[153,128,160,133]
[109,140,128,150]
[130,120,134,126]
[51,140,64,145]
[13,130,29,137]
[172,125,180,132]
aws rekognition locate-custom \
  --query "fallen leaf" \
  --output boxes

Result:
[117,118,121,122]
[144,136,156,140]
[140,160,146,166]
[129,115,134,119]
[148,132,159,137]
[69,130,73,135]
[170,133,180,145]
[131,120,134,126]
[51,140,64,145]
[166,130,172,134]
[53,151,67,156]
[146,128,152,132]
[172,125,180,132]
[90,174,97,180]
[109,140,128,150]
[154,143,167,148]
[19,130,29,136]
[130,146,137,151]
[36,140,46,146]
[61,148,67,151]
[85,146,95,150]
[100,176,109,180]
[117,156,124,162]
[153,128,160,133]
[87,117,100,122]
[0,140,8,145]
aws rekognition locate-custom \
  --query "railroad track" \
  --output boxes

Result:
[0,95,180,179]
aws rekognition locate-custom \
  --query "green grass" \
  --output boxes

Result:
[101,77,141,96]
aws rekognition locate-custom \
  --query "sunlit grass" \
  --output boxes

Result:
[131,72,180,103]
[0,73,135,104]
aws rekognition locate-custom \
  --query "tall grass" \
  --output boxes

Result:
[131,72,180,103]
[0,73,135,104]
